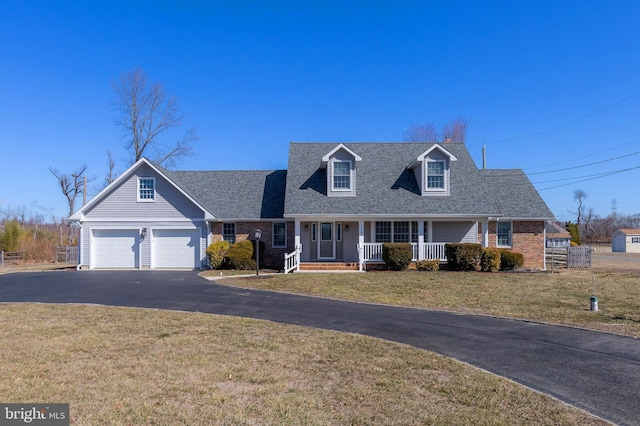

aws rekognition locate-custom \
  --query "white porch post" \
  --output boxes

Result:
[294,220,301,272]
[418,220,425,260]
[482,219,489,247]
[358,220,365,271]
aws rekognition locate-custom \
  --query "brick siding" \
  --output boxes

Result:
[481,220,546,269]
[209,221,295,269]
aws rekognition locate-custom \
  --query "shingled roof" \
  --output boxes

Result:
[284,142,554,219]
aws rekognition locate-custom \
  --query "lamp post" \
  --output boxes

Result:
[254,229,262,276]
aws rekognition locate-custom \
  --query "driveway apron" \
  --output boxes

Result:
[0,271,638,425]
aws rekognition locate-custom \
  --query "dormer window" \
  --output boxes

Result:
[321,144,362,197]
[409,144,457,197]
[332,160,352,190]
[426,161,445,189]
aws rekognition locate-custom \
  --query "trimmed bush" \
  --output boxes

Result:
[227,240,256,270]
[445,243,483,271]
[206,240,230,269]
[480,248,501,272]
[500,250,524,270]
[382,243,412,271]
[416,259,440,271]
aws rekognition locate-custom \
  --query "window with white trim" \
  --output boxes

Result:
[375,221,392,243]
[497,222,512,247]
[138,177,155,201]
[273,222,287,248]
[222,223,236,244]
[337,222,342,241]
[393,221,410,243]
[311,223,317,241]
[332,161,352,190]
[426,161,445,189]
[632,236,640,244]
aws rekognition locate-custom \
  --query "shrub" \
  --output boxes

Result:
[445,243,483,271]
[500,250,524,270]
[206,240,230,269]
[226,240,256,270]
[480,248,501,272]
[1,220,23,252]
[382,243,412,271]
[416,259,440,271]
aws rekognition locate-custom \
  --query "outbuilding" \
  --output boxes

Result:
[612,229,640,253]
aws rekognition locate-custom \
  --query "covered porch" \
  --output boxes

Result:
[285,217,493,272]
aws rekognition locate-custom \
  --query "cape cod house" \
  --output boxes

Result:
[68,142,554,271]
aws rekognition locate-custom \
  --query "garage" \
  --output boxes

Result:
[92,229,139,269]
[152,229,201,269]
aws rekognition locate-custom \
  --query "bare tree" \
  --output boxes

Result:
[572,189,587,226]
[403,123,440,142]
[111,67,198,168]
[49,165,88,217]
[104,150,117,186]
[403,117,468,143]
[442,116,469,142]
[50,165,89,244]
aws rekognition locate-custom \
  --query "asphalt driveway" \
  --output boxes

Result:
[1,270,639,425]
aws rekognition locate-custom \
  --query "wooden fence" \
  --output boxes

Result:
[0,251,26,266]
[546,246,592,269]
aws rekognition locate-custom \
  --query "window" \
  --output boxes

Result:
[426,161,445,189]
[497,222,512,247]
[273,223,287,248]
[411,221,418,243]
[632,237,640,244]
[138,177,155,201]
[375,221,392,243]
[337,222,342,241]
[222,223,236,244]
[332,161,351,190]
[394,221,410,243]
[311,223,317,241]
[321,223,332,241]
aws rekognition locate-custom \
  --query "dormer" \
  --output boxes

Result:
[320,143,362,197]
[409,144,457,196]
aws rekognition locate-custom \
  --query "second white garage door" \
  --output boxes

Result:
[152,229,201,269]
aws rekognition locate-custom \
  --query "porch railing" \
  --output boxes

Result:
[359,242,448,263]
[284,244,302,273]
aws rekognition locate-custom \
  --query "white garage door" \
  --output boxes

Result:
[93,229,139,268]
[153,229,200,269]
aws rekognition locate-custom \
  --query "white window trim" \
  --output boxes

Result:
[332,160,352,191]
[272,222,287,248]
[425,160,447,193]
[137,177,156,202]
[496,221,513,248]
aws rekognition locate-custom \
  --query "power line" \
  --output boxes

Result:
[527,149,640,175]
[487,89,640,144]
[537,164,640,191]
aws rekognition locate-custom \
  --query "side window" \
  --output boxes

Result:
[497,222,512,247]
[138,177,155,202]
[273,223,287,248]
[222,223,236,244]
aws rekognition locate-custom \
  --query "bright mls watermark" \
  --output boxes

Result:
[0,404,69,425]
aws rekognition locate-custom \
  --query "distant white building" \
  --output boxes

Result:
[612,229,640,253]
[545,221,571,248]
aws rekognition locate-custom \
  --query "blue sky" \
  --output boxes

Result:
[1,1,639,222]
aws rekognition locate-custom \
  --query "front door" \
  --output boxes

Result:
[319,222,335,259]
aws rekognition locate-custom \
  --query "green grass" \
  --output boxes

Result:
[0,304,606,425]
